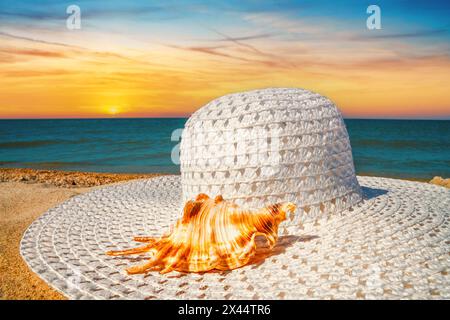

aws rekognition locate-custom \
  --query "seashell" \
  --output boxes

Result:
[106,193,296,274]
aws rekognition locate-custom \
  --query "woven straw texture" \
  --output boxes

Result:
[21,175,450,300]
[180,88,362,227]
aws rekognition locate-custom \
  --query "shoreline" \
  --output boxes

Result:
[0,168,448,300]
[0,168,163,188]
[1,167,447,188]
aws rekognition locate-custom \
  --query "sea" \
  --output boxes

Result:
[0,119,449,180]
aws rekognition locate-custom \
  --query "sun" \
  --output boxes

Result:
[106,105,120,115]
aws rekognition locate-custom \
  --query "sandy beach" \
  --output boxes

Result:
[0,168,448,300]
[0,168,160,300]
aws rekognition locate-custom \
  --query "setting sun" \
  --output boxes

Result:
[106,106,121,115]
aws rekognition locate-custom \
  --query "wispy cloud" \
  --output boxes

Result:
[0,69,72,77]
[0,47,67,58]
[0,4,180,21]
[0,31,85,49]
[0,9,62,20]
[167,24,296,68]
[205,27,271,55]
[166,42,293,69]
[165,44,258,63]
[208,33,273,42]
[350,27,450,40]
[242,12,326,36]
[0,31,146,64]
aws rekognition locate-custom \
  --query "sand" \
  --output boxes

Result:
[0,168,161,300]
[0,168,447,300]
[0,168,160,187]
[0,182,89,299]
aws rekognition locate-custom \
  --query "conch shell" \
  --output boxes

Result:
[107,193,296,274]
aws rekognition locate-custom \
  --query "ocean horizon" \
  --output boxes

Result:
[1,118,449,180]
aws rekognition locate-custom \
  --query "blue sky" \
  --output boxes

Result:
[1,1,449,36]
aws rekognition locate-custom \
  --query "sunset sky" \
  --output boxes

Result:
[0,0,449,119]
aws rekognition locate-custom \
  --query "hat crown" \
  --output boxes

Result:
[180,88,362,222]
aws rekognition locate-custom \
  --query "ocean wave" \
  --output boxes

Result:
[351,138,448,149]
[0,138,102,149]
[20,161,99,169]
[0,140,63,149]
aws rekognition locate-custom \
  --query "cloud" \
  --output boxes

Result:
[0,52,21,63]
[0,69,72,77]
[0,9,62,20]
[0,31,84,49]
[0,47,67,58]
[0,31,144,63]
[0,3,188,22]
[349,53,450,69]
[180,25,296,68]
[350,27,450,41]
[166,43,292,68]
[210,33,273,42]
[166,44,249,61]
[205,27,271,56]
[242,12,326,35]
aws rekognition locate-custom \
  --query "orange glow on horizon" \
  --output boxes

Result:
[0,29,449,120]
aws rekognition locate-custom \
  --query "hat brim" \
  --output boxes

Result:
[20,175,449,299]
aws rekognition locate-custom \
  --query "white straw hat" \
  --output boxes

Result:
[180,88,363,232]
[21,88,449,299]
